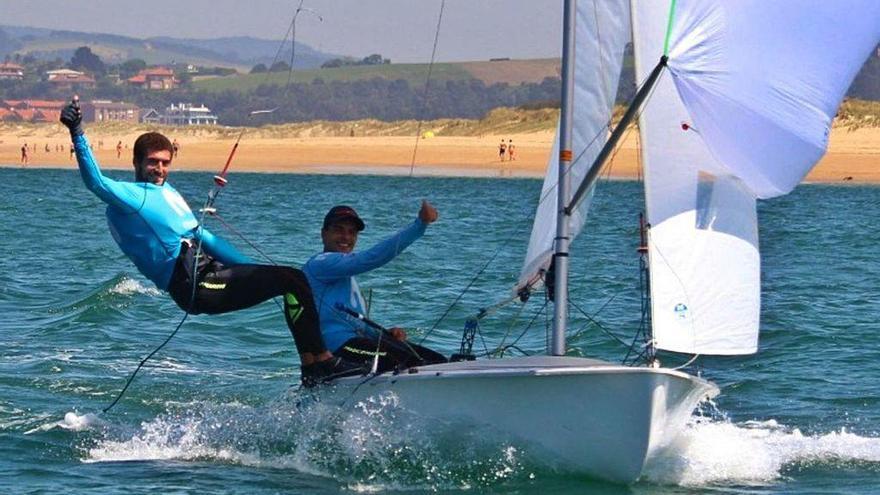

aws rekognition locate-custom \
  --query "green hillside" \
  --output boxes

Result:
[193,62,478,92]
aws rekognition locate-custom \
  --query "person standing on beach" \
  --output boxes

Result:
[172,138,180,158]
[508,140,516,161]
[499,139,507,161]
[20,143,28,165]
[303,203,447,373]
[60,98,360,385]
[116,140,123,159]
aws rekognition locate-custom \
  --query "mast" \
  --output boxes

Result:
[551,0,576,356]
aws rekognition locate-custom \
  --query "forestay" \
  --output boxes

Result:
[517,0,630,291]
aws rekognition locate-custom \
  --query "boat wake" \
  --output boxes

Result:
[73,391,880,489]
[644,414,880,486]
[82,390,530,491]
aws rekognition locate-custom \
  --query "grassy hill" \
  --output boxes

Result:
[193,58,562,92]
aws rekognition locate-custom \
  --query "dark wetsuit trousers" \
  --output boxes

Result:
[336,336,447,374]
[167,242,326,356]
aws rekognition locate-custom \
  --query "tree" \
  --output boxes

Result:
[70,46,105,75]
[269,61,291,72]
[361,53,391,65]
[250,63,268,74]
[119,58,147,78]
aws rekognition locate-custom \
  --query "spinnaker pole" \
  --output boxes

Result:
[565,55,667,215]
[551,0,576,356]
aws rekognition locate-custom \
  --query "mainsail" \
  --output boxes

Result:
[518,0,630,291]
[636,0,880,355]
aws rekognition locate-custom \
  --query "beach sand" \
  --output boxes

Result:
[2,123,879,183]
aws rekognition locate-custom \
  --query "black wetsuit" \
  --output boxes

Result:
[168,242,325,356]
[336,336,447,373]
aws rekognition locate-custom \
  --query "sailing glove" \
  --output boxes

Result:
[60,101,83,137]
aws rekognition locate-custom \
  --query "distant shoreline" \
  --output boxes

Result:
[2,119,879,183]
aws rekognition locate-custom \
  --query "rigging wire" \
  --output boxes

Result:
[408,0,447,177]
[423,64,665,352]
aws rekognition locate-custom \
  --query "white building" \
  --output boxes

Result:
[162,103,218,126]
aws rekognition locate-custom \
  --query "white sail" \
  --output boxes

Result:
[633,1,760,355]
[635,0,879,355]
[517,0,630,291]
[665,0,880,198]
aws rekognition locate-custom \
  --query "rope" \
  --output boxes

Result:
[408,0,447,177]
[102,312,189,413]
[418,243,504,345]
[568,297,631,350]
[479,298,547,358]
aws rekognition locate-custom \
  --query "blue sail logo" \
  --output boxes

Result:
[673,303,689,320]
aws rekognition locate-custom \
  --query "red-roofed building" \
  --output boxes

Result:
[0,108,20,121]
[46,69,96,91]
[13,108,40,122]
[127,67,178,90]
[1,100,66,122]
[5,99,66,110]
[0,63,24,80]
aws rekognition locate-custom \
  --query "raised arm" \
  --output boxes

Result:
[310,201,438,281]
[61,98,138,210]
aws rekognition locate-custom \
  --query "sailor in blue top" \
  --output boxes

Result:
[60,98,359,386]
[303,203,447,373]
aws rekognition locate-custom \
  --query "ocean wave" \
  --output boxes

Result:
[46,274,161,317]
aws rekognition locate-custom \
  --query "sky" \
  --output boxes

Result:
[0,0,564,63]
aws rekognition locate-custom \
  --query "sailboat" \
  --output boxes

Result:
[321,0,880,483]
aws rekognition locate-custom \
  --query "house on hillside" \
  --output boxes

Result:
[0,63,24,80]
[127,67,178,90]
[162,103,218,126]
[81,100,140,123]
[2,99,66,122]
[140,108,161,124]
[46,69,97,91]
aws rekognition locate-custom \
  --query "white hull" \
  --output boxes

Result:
[322,356,718,483]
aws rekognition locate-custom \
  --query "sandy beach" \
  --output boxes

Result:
[2,122,879,183]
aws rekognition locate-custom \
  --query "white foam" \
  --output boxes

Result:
[84,394,525,490]
[110,278,161,297]
[25,411,103,434]
[644,416,880,486]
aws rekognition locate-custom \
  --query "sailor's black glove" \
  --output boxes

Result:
[60,100,83,137]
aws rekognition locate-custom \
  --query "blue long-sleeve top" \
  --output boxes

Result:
[302,219,427,352]
[74,134,251,290]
